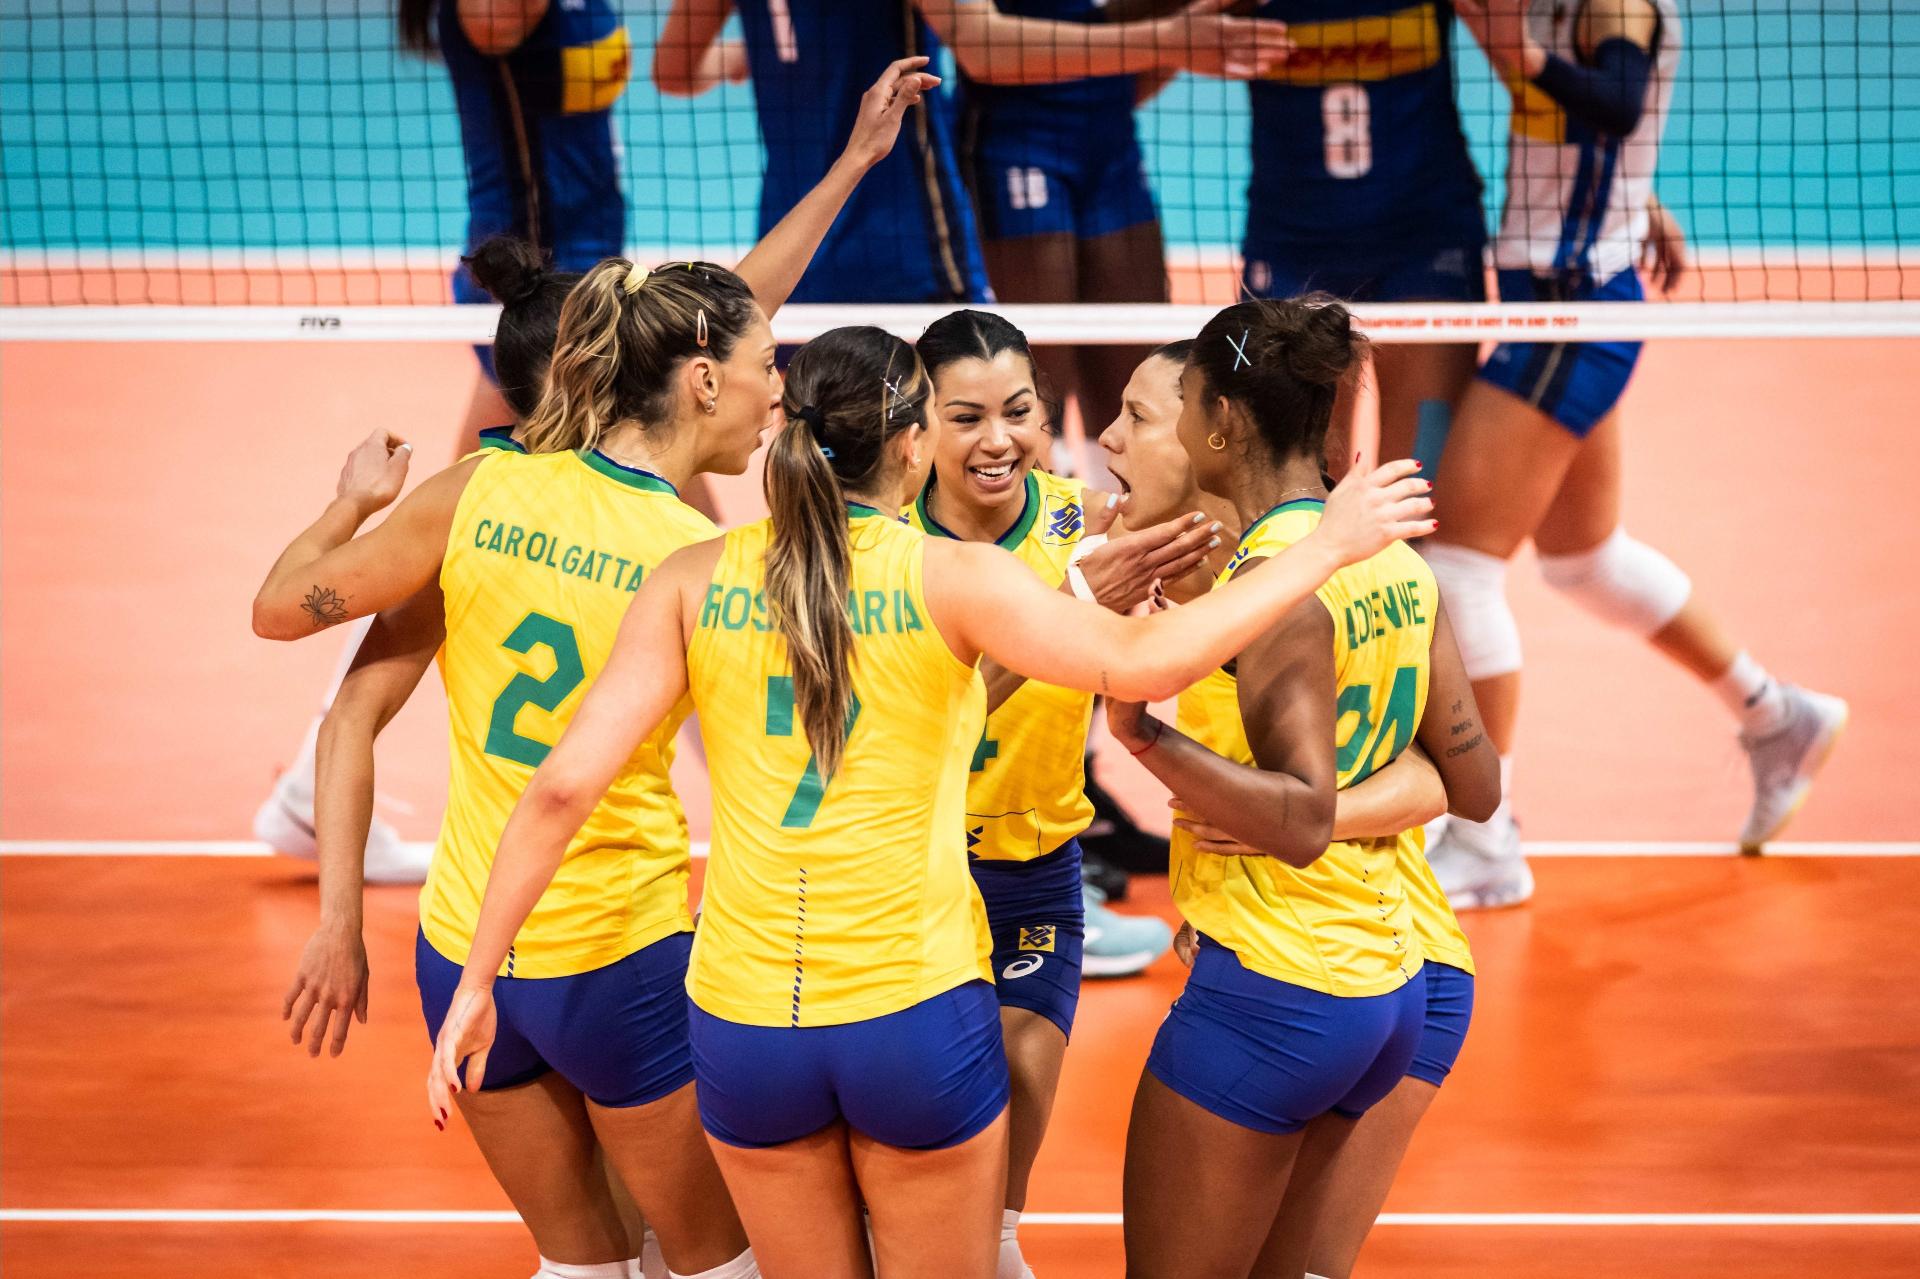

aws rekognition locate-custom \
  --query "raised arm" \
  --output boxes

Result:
[916,0,1292,86]
[251,432,476,640]
[926,460,1431,703]
[283,585,445,1059]
[733,57,941,315]
[1415,599,1501,822]
[426,542,716,1112]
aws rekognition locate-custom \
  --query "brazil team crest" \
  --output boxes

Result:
[1018,925,1057,953]
[1039,494,1083,547]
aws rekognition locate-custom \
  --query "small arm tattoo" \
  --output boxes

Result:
[302,585,350,629]
[1445,733,1485,758]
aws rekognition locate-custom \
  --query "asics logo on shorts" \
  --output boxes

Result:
[1018,925,1057,953]
[1002,955,1045,980]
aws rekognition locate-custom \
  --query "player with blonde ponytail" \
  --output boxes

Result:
[254,58,942,1279]
[437,317,1433,1278]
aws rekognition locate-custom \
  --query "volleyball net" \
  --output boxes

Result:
[2,2,1917,343]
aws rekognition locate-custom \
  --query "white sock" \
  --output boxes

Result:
[534,1259,630,1279]
[998,1209,1035,1279]
[668,1246,759,1279]
[1449,756,1515,857]
[634,1230,666,1279]
[1713,651,1790,737]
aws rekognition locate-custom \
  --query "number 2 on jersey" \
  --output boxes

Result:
[1336,664,1418,785]
[1322,83,1373,180]
[484,612,586,768]
[764,676,863,828]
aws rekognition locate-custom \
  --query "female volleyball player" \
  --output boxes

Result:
[280,239,690,1279]
[252,0,652,880]
[429,319,1431,1278]
[909,310,1218,1279]
[655,0,1290,306]
[280,236,568,1063]
[256,62,938,1279]
[1240,0,1487,470]
[1098,339,1240,602]
[1101,339,1490,1279]
[1427,0,1846,907]
[1104,297,1497,1278]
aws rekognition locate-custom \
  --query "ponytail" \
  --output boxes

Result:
[763,410,856,776]
[521,261,628,454]
[519,257,760,455]
[763,328,929,777]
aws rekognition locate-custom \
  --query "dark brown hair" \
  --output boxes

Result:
[917,308,1053,426]
[1190,295,1368,462]
[764,327,929,776]
[462,236,582,420]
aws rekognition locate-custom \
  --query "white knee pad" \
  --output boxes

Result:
[1421,542,1522,679]
[1537,527,1691,637]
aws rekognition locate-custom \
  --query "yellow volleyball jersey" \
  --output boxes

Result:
[1170,499,1437,997]
[421,448,714,979]
[907,469,1096,862]
[1399,826,1475,975]
[685,507,991,1027]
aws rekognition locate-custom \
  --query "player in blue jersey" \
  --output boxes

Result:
[657,0,1290,307]
[1422,0,1846,908]
[959,0,1171,480]
[400,0,634,445]
[1240,0,1487,471]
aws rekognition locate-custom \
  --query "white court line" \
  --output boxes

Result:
[2,840,1916,858]
[2,1209,1916,1228]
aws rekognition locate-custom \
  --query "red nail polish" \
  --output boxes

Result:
[1414,461,1423,469]
[434,1119,444,1131]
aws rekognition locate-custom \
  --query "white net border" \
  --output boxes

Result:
[6,300,1920,344]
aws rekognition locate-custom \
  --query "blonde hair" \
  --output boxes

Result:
[518,258,758,455]
[764,327,929,776]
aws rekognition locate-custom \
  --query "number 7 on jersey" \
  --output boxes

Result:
[764,675,863,828]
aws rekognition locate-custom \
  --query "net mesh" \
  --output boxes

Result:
[2,2,1916,321]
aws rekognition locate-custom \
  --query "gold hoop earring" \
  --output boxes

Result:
[1207,431,1227,452]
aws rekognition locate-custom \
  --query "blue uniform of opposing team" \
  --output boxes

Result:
[441,0,631,370]
[732,0,991,303]
[1242,0,1485,302]
[963,0,1158,243]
